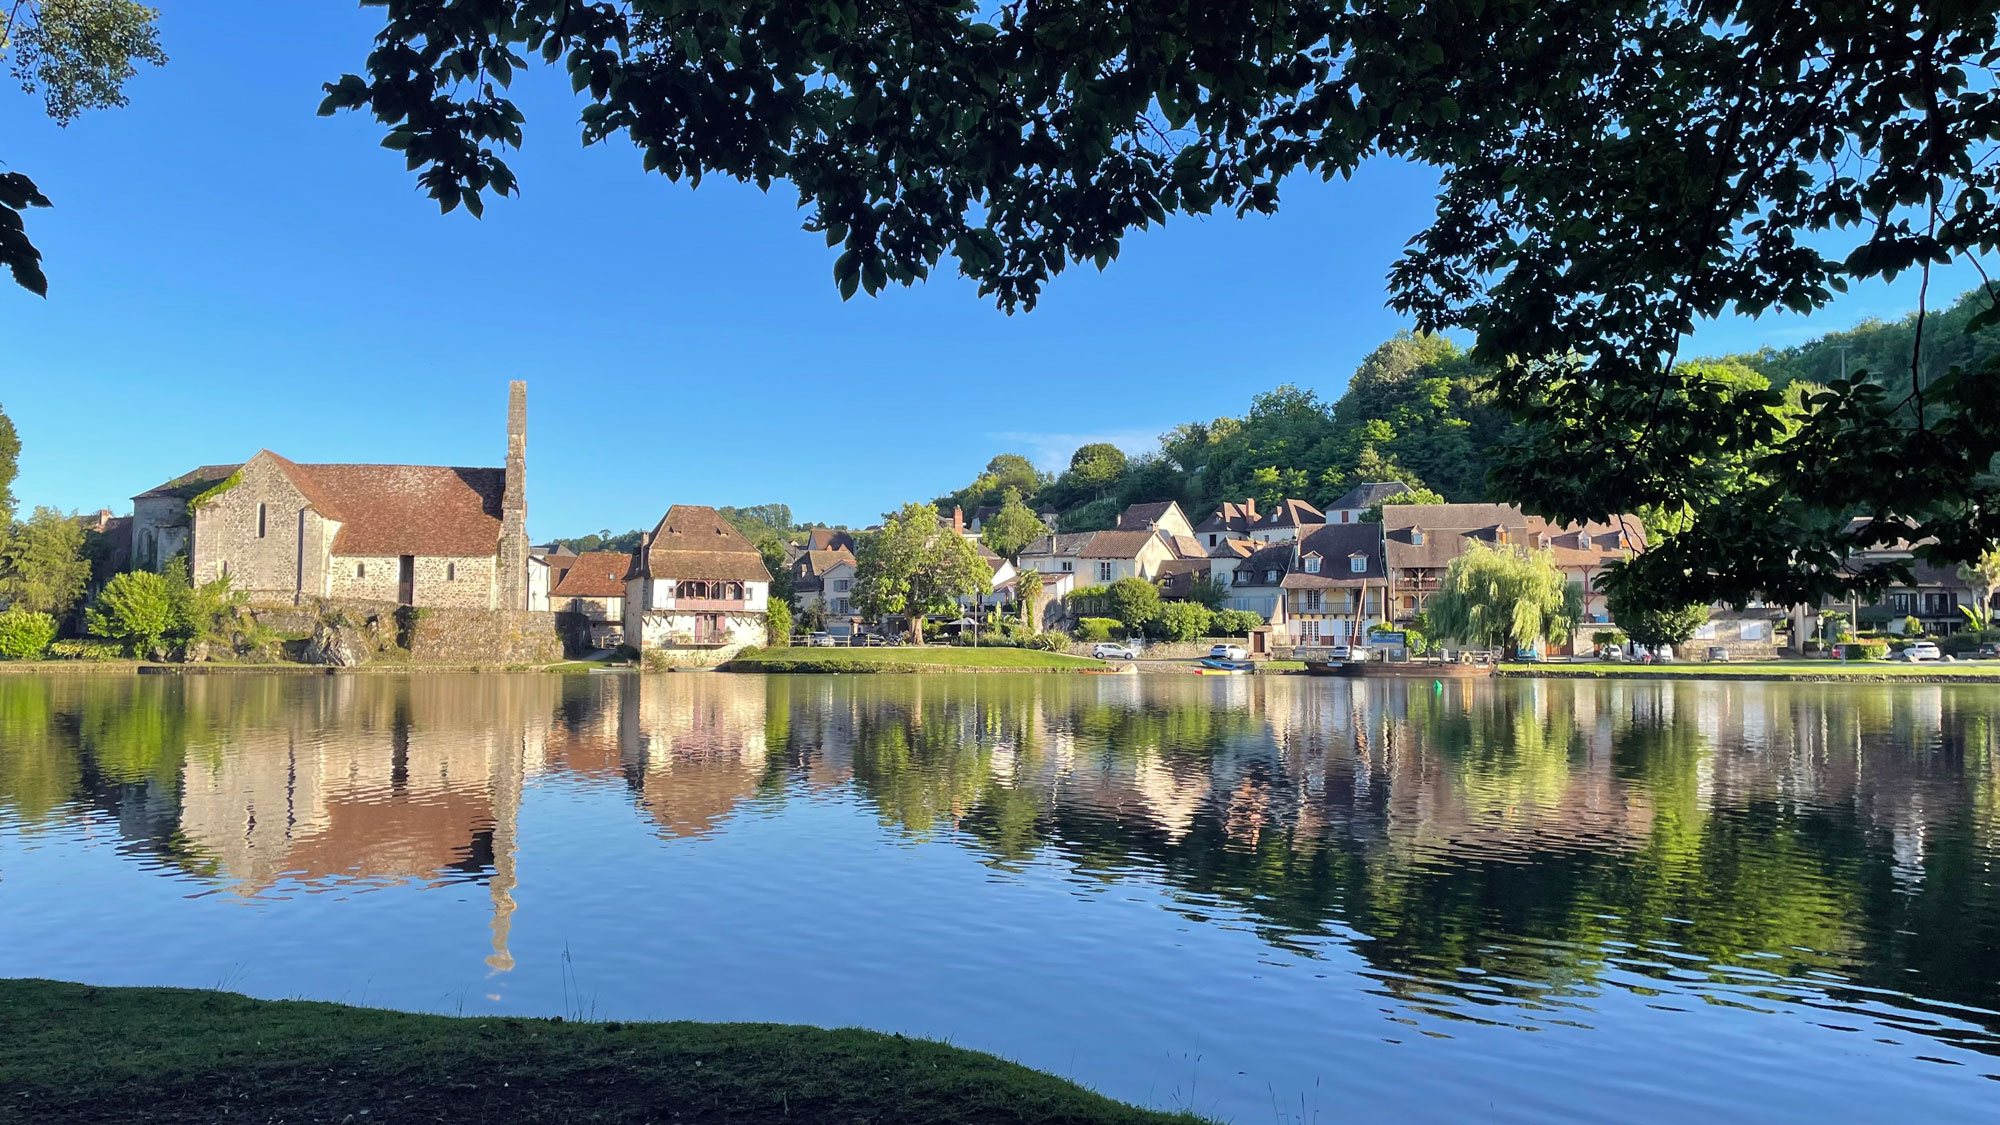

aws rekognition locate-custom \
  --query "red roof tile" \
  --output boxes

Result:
[551,551,634,598]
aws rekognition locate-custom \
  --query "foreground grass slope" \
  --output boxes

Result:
[727,647,1107,673]
[0,980,1190,1125]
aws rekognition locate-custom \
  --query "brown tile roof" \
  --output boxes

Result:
[804,549,856,573]
[1079,529,1160,559]
[644,505,773,583]
[1167,534,1208,560]
[1258,498,1326,529]
[1211,537,1259,559]
[143,453,513,557]
[805,528,857,553]
[1195,499,1260,535]
[551,551,634,598]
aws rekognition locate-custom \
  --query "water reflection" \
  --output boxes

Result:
[2,672,1997,1118]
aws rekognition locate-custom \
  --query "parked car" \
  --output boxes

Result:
[1898,640,1943,662]
[1209,643,1249,661]
[1705,646,1732,663]
[1326,644,1354,662]
[806,632,835,648]
[1093,642,1139,660]
[862,634,887,647]
[1979,642,2000,659]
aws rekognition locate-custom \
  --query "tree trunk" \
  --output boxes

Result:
[909,614,925,645]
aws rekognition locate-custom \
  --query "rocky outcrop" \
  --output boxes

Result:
[305,619,369,667]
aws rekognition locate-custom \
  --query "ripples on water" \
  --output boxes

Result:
[1,672,1996,1123]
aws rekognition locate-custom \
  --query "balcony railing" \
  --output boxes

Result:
[662,597,750,612]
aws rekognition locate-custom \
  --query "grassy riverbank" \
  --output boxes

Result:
[726,647,1108,673]
[0,980,1191,1125]
[1504,661,2000,683]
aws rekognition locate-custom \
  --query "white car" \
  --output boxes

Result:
[1899,641,1942,662]
[1326,644,1354,662]
[1093,642,1139,660]
[1209,643,1248,661]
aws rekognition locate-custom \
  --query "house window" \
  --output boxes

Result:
[833,579,851,593]
[355,562,367,578]
[1340,511,1350,524]
[833,599,850,615]
[1265,569,1278,582]
[1303,590,1323,612]
[1577,532,1591,550]
[446,563,457,582]
[1350,555,1367,574]
[1890,592,1916,614]
[1925,592,1956,616]
[1097,562,1113,582]
[1208,534,1218,546]
[256,503,267,539]
[1304,555,1322,574]
[1061,560,1073,572]
[1411,529,1425,545]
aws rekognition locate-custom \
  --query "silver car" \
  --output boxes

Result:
[1093,642,1139,660]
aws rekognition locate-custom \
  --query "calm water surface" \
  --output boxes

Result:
[2,672,1996,1122]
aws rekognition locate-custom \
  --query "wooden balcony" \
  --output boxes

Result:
[665,597,751,612]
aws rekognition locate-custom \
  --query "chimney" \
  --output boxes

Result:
[952,506,965,534]
[497,380,529,611]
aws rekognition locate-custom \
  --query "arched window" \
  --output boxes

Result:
[446,562,457,582]
[256,503,268,539]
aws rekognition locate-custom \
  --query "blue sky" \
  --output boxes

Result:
[0,2,1982,536]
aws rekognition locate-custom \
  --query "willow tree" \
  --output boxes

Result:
[1425,543,1572,654]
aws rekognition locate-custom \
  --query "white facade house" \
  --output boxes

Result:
[623,505,773,664]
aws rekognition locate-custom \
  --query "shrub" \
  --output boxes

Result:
[88,571,177,656]
[0,610,58,660]
[1106,577,1161,630]
[47,638,125,662]
[1021,631,1068,651]
[1899,615,1924,637]
[1209,609,1264,637]
[1155,601,1213,643]
[1077,617,1120,642]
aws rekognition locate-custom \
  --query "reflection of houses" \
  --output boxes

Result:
[624,505,773,662]
[129,382,536,610]
[551,551,632,649]
[618,676,770,839]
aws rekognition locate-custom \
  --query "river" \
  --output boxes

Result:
[0,672,1994,1122]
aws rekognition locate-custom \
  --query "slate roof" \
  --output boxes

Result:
[1020,532,1096,559]
[1327,481,1412,512]
[1154,558,1209,599]
[804,528,858,553]
[1281,524,1388,588]
[1116,501,1182,530]
[1231,543,1296,587]
[642,505,773,583]
[551,551,634,598]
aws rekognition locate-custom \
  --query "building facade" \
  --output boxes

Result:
[623,505,773,661]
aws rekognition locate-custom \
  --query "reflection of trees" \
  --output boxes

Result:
[5,671,1997,1047]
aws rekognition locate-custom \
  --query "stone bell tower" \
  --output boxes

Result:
[498,380,529,610]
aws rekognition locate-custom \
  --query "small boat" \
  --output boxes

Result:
[1197,657,1252,675]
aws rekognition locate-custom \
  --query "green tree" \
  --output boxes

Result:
[1063,444,1128,500]
[323,1,2000,601]
[765,598,793,647]
[1015,567,1043,632]
[0,403,16,520]
[1156,601,1213,643]
[0,506,88,616]
[1606,588,1710,653]
[1187,573,1228,611]
[1958,546,2000,631]
[87,569,174,656]
[853,502,991,644]
[1361,487,1446,522]
[1105,576,1161,634]
[2,0,167,294]
[756,535,795,604]
[978,488,1047,561]
[1425,544,1573,654]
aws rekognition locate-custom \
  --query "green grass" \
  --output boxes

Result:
[1502,660,2000,682]
[0,980,1194,1125]
[726,647,1108,673]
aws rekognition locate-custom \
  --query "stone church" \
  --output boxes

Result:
[130,382,538,610]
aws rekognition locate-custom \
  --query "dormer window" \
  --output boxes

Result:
[1265,569,1279,582]
[1304,554,1322,574]
[1350,554,1367,574]
[1577,532,1591,550]
[1411,529,1425,545]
